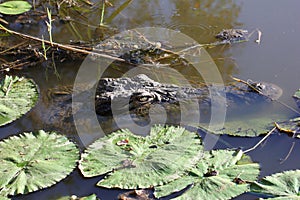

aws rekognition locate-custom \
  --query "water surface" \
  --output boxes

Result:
[1,0,300,199]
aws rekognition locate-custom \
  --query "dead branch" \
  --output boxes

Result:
[0,25,125,62]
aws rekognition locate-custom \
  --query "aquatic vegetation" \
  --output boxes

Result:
[0,1,31,15]
[118,189,152,200]
[0,196,10,200]
[78,126,261,199]
[0,75,39,127]
[0,124,297,199]
[251,170,300,199]
[0,130,79,197]
[0,74,297,199]
[0,0,299,199]
[57,194,99,200]
[273,88,300,137]
[154,150,260,199]
[199,114,285,137]
[293,89,300,108]
[79,125,204,189]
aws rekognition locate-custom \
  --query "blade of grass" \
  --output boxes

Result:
[106,0,133,24]
[46,8,53,45]
[99,0,105,26]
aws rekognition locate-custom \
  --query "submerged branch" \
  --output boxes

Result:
[279,142,295,164]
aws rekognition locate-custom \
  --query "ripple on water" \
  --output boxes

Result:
[164,23,217,43]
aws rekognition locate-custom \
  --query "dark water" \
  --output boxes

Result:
[1,0,300,199]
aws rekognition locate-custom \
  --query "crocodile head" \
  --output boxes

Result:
[215,29,249,43]
[95,74,182,116]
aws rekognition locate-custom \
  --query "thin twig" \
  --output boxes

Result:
[244,127,276,153]
[231,76,263,95]
[274,122,296,135]
[0,17,8,24]
[280,142,295,164]
[133,29,179,55]
[0,40,28,54]
[256,29,262,44]
[0,25,125,62]
[6,61,31,70]
[151,39,230,63]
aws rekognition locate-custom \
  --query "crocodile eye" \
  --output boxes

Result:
[132,91,156,105]
[252,82,266,92]
[138,95,153,102]
[257,83,266,90]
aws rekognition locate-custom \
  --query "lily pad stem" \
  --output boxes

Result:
[244,127,276,153]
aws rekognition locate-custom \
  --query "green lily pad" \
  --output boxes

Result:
[154,150,260,200]
[79,125,204,189]
[0,196,10,200]
[0,130,79,196]
[0,1,32,15]
[57,194,99,200]
[293,89,300,109]
[199,114,285,137]
[0,75,39,127]
[251,170,300,199]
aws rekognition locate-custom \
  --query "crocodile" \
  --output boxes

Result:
[92,29,250,64]
[1,28,250,69]
[215,29,249,44]
[44,74,282,132]
[94,74,282,115]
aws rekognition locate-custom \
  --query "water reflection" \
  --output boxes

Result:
[1,0,244,82]
[107,0,241,34]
